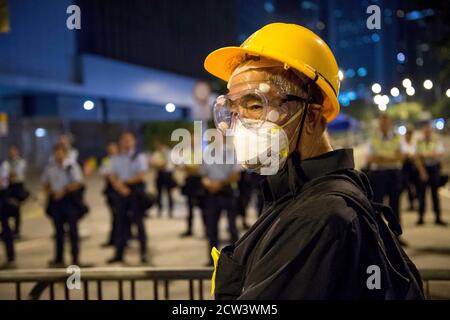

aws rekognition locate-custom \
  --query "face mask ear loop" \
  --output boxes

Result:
[294,103,309,153]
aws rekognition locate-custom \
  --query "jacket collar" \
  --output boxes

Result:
[261,148,355,204]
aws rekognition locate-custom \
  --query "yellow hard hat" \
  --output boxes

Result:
[204,22,340,122]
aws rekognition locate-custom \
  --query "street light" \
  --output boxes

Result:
[446,89,450,98]
[381,95,390,105]
[165,103,176,112]
[402,78,412,88]
[406,87,415,96]
[423,80,433,90]
[373,94,383,104]
[390,87,400,97]
[83,100,95,111]
[371,83,382,94]
[378,104,387,111]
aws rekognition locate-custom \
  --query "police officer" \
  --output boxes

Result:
[107,132,149,264]
[203,23,423,299]
[151,142,176,218]
[4,145,28,237]
[0,160,15,268]
[42,143,84,267]
[201,135,240,264]
[58,133,79,164]
[401,126,418,211]
[367,115,405,233]
[180,136,207,237]
[416,121,447,226]
[99,142,120,247]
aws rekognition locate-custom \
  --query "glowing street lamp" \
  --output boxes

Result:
[406,87,415,96]
[423,80,433,90]
[371,83,382,94]
[390,87,400,97]
[402,78,412,88]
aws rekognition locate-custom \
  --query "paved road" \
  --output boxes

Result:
[1,172,450,299]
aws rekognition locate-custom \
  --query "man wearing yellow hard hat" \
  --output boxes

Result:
[204,23,423,299]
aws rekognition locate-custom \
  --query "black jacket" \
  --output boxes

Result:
[214,149,424,300]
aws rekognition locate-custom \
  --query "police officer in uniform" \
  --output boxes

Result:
[4,145,28,237]
[201,136,240,264]
[42,143,84,267]
[99,142,120,247]
[107,132,150,264]
[367,115,405,233]
[151,142,176,218]
[180,136,207,237]
[203,23,423,299]
[416,121,447,225]
[0,160,15,268]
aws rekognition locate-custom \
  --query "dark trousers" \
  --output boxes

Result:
[204,192,238,250]
[402,159,417,210]
[51,200,79,263]
[183,175,206,233]
[369,169,403,224]
[114,194,147,259]
[416,164,441,221]
[0,200,15,262]
[156,170,174,217]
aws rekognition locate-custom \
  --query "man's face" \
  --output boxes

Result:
[59,135,70,147]
[54,148,67,163]
[227,69,303,152]
[378,116,391,134]
[422,123,432,138]
[8,146,19,159]
[120,133,136,151]
[107,143,119,156]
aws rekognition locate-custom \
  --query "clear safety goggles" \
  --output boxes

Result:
[213,88,309,134]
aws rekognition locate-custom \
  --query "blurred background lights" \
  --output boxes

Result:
[402,78,412,88]
[446,89,450,98]
[397,125,407,135]
[83,100,95,110]
[378,104,387,111]
[34,128,47,138]
[338,70,344,80]
[371,83,382,94]
[397,52,406,63]
[165,103,176,112]
[406,87,415,96]
[357,67,367,77]
[390,87,400,97]
[434,118,445,130]
[373,94,383,104]
[423,79,433,90]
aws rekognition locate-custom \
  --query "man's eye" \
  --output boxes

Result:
[245,104,263,111]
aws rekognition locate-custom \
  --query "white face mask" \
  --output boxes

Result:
[232,109,303,175]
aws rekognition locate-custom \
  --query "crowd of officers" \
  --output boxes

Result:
[366,115,447,247]
[0,131,264,268]
[0,118,447,268]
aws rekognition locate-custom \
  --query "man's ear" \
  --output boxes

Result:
[304,104,324,134]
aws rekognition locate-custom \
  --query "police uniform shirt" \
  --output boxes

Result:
[7,157,26,183]
[201,146,240,182]
[400,137,417,157]
[41,161,83,193]
[416,135,444,166]
[367,132,402,169]
[110,150,148,182]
